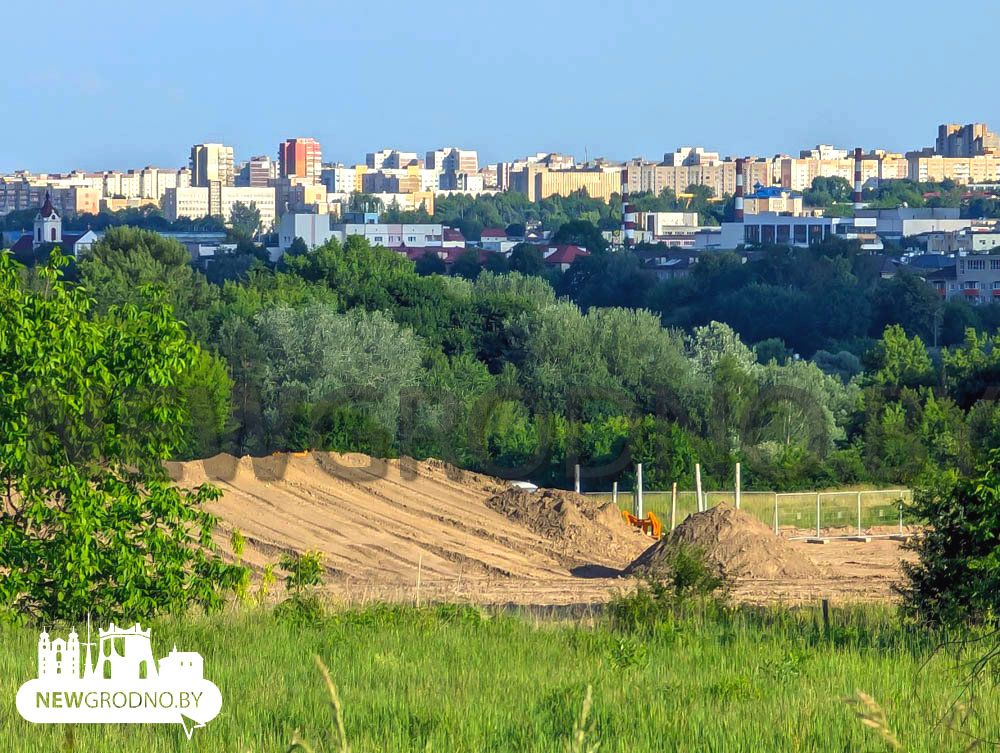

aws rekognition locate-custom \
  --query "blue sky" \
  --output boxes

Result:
[5,0,997,172]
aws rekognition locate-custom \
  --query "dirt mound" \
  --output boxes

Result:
[627,503,821,579]
[164,450,653,590]
[484,488,648,569]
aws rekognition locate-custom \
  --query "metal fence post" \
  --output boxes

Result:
[735,462,741,509]
[773,493,779,535]
[636,463,644,519]
[612,481,618,507]
[857,491,862,537]
[816,492,821,537]
[671,482,678,531]
[574,463,581,494]
[898,497,903,534]
[695,463,703,512]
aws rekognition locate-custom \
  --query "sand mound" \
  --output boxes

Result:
[626,503,821,579]
[165,451,651,588]
[484,488,648,569]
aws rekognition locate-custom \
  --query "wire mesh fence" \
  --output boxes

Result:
[586,488,914,539]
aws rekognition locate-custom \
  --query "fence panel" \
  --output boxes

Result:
[588,487,914,537]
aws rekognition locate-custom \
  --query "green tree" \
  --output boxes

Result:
[286,237,309,257]
[508,243,545,276]
[177,346,233,460]
[900,450,1000,624]
[862,324,935,393]
[229,201,262,238]
[450,249,483,280]
[79,226,218,343]
[415,251,447,276]
[869,270,941,341]
[550,219,609,254]
[254,305,424,447]
[0,253,245,622]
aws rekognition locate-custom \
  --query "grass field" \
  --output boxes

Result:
[589,488,915,534]
[0,601,995,752]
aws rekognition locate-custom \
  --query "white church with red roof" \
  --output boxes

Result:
[9,193,97,256]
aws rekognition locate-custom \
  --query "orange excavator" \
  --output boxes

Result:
[621,509,662,540]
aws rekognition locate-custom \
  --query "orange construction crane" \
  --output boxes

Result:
[621,509,662,540]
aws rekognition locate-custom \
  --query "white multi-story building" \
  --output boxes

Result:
[426,147,479,174]
[321,165,358,194]
[366,149,418,169]
[277,213,334,251]
[163,185,275,230]
[332,222,443,248]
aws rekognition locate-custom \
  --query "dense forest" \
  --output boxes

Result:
[18,222,989,496]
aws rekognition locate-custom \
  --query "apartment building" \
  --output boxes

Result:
[930,253,1000,304]
[425,147,478,174]
[273,177,327,215]
[366,149,418,169]
[875,151,909,181]
[361,166,439,194]
[905,152,1000,184]
[635,158,771,199]
[330,221,444,248]
[163,185,275,230]
[479,165,498,188]
[0,178,102,216]
[320,164,363,194]
[237,156,274,187]
[800,145,848,161]
[510,164,623,203]
[190,143,235,187]
[279,138,322,181]
[936,123,999,158]
[777,154,879,192]
[496,153,574,191]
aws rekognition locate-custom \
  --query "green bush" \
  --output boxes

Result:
[608,545,726,633]
[899,449,1000,625]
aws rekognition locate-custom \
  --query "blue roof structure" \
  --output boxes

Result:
[745,182,800,199]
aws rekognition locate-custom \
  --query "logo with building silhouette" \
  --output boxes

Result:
[16,619,222,739]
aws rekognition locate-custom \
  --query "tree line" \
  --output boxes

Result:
[32,225,994,497]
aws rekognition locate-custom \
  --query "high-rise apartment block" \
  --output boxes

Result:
[190,143,235,187]
[935,123,999,158]
[237,156,274,187]
[278,138,322,181]
[366,150,418,169]
[425,147,479,174]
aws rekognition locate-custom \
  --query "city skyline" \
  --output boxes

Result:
[5,0,1000,173]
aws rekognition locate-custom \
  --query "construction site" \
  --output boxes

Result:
[166,451,916,608]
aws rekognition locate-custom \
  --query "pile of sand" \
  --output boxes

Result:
[484,488,649,569]
[626,503,821,579]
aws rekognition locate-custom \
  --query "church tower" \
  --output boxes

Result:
[33,193,62,248]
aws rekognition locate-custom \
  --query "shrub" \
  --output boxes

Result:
[275,551,325,626]
[608,545,726,632]
[899,449,1000,625]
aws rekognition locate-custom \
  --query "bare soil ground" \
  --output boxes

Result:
[166,452,916,608]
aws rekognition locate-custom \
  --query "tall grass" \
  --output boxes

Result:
[0,602,994,752]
